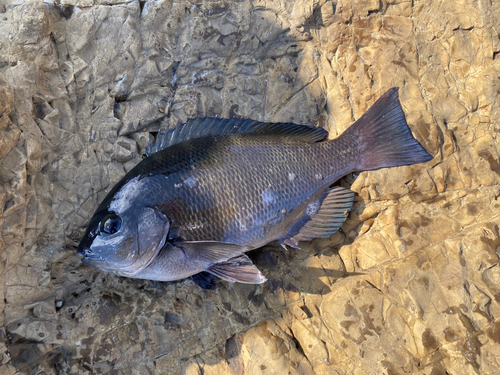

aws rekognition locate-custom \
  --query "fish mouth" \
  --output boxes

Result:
[79,247,107,267]
[81,256,105,267]
[78,244,162,277]
[78,246,129,270]
[78,246,94,257]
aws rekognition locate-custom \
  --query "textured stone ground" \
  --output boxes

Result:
[0,0,499,374]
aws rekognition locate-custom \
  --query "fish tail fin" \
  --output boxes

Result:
[340,88,432,171]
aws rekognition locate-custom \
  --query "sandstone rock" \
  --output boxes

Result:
[0,0,499,374]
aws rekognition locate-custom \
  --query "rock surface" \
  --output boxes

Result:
[0,0,499,374]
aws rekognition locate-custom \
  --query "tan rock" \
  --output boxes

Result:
[0,0,499,373]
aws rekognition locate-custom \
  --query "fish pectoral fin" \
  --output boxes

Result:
[173,241,250,264]
[191,271,218,289]
[292,186,354,242]
[206,254,267,284]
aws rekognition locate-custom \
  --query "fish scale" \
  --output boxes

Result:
[152,135,355,248]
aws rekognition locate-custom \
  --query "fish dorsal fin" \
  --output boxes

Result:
[285,187,354,246]
[146,117,328,156]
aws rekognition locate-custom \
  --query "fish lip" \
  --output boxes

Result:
[80,255,107,268]
[80,251,103,263]
[76,245,86,256]
[81,254,129,272]
[79,247,159,276]
[77,244,94,256]
[78,247,106,265]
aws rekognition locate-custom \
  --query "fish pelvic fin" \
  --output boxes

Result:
[206,254,267,284]
[340,88,433,171]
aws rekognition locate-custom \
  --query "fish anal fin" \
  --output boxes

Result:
[292,186,354,243]
[207,254,267,284]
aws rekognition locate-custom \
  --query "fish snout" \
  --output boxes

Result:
[77,246,95,257]
[79,248,105,267]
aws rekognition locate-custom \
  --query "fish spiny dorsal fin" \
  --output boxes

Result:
[146,117,329,156]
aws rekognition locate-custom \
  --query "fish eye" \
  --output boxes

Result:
[100,214,122,234]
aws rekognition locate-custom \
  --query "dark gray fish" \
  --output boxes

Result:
[77,88,432,288]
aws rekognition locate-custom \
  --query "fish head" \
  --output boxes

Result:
[77,204,170,277]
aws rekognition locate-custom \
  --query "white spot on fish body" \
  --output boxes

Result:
[184,176,198,189]
[236,217,247,231]
[174,182,182,189]
[305,200,320,216]
[281,208,287,214]
[110,176,146,213]
[288,172,296,181]
[262,188,278,207]
[315,173,323,180]
[93,231,129,248]
[184,223,204,231]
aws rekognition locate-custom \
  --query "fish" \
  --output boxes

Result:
[77,88,432,289]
